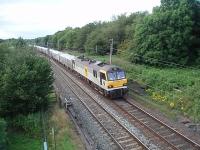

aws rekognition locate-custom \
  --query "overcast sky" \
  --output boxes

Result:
[0,0,160,39]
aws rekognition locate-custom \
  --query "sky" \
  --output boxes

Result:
[0,0,160,39]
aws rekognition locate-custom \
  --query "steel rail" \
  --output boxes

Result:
[51,59,149,150]
[54,68,124,150]
[112,100,179,150]
[124,98,200,150]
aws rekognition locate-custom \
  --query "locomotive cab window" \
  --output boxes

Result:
[93,70,97,78]
[100,72,106,80]
[100,72,106,85]
[117,70,125,79]
[107,70,125,81]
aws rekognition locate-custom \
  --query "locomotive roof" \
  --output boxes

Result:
[75,57,122,72]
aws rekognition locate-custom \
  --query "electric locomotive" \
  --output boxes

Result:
[74,56,128,98]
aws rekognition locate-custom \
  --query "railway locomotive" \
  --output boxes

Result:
[35,46,128,98]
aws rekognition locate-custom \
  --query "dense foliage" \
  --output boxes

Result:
[0,44,9,72]
[0,118,7,150]
[0,40,54,149]
[132,0,200,65]
[0,42,54,117]
[14,37,27,48]
[33,0,200,66]
[9,113,41,137]
[34,12,147,55]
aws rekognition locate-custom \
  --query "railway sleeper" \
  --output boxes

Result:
[176,143,188,149]
[169,137,184,144]
[116,135,130,140]
[156,129,171,135]
[148,122,161,128]
[142,120,149,124]
[117,132,128,137]
[118,138,134,144]
[132,112,145,118]
[125,142,138,148]
[138,117,148,122]
[129,146,143,150]
[163,133,175,139]
[158,125,165,130]
[127,109,139,114]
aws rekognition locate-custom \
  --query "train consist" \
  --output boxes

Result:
[35,46,128,98]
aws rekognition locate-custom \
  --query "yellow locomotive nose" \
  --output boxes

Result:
[106,79,127,88]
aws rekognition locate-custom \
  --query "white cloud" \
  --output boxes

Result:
[0,0,160,39]
[0,30,15,39]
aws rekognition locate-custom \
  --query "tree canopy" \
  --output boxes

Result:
[132,0,200,65]
[0,118,6,150]
[33,12,147,55]
[32,0,200,66]
[0,43,54,117]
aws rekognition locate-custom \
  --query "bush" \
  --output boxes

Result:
[10,113,41,137]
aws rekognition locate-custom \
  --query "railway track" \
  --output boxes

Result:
[50,57,200,150]
[112,99,200,150]
[51,59,149,150]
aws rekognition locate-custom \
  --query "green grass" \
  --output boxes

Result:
[129,92,180,121]
[64,50,200,122]
[48,92,57,102]
[7,93,84,150]
[48,104,84,150]
[53,130,77,150]
[8,132,41,150]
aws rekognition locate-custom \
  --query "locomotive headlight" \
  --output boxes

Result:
[123,83,127,86]
[108,85,113,88]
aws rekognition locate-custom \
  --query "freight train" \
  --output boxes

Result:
[35,46,128,98]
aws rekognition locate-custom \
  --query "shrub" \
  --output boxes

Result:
[10,113,41,137]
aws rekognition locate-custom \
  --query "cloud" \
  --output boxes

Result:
[0,30,15,39]
[0,0,160,39]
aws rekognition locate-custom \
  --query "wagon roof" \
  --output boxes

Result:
[75,57,121,72]
[49,49,61,54]
[60,53,76,60]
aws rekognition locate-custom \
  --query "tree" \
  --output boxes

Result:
[119,12,148,57]
[192,0,200,65]
[0,48,54,117]
[15,37,27,48]
[0,44,10,72]
[84,27,110,55]
[73,23,97,51]
[0,118,7,150]
[0,39,4,43]
[132,0,200,65]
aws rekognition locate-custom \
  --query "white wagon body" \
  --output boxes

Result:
[59,53,75,69]
[49,49,61,61]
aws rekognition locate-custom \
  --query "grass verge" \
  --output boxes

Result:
[8,133,41,150]
[48,104,85,150]
[7,92,84,150]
